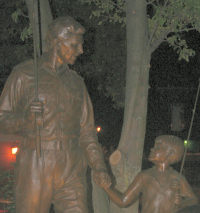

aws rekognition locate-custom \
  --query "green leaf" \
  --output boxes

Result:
[11,9,22,23]
[20,25,32,41]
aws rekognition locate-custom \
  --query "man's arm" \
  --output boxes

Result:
[79,84,110,183]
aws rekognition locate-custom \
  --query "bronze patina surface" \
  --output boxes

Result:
[95,135,198,213]
[0,16,110,213]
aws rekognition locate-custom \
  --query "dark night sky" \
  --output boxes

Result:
[91,29,200,149]
[81,29,200,156]
[80,28,200,157]
[145,30,200,154]
[150,31,200,88]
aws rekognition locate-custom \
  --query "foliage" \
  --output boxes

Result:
[11,2,32,42]
[75,0,200,106]
[0,0,33,81]
[148,0,200,61]
[80,0,200,61]
[79,0,126,26]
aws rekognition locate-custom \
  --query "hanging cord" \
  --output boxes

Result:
[173,79,200,211]
[180,78,200,174]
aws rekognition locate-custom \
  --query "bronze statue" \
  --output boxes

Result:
[176,204,200,213]
[94,135,198,213]
[0,16,110,213]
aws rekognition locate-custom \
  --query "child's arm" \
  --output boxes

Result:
[98,172,144,208]
[178,176,198,209]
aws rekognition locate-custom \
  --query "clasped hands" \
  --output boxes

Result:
[30,101,43,113]
[93,170,112,189]
[29,101,43,127]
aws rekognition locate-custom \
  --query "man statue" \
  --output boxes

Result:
[0,16,110,213]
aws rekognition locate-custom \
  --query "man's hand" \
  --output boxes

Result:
[30,101,43,113]
[93,170,111,189]
[30,101,43,127]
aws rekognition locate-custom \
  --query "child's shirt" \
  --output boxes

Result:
[137,167,197,213]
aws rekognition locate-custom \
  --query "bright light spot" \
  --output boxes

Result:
[184,140,188,146]
[11,147,18,155]
[96,126,101,132]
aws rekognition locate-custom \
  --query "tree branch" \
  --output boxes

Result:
[110,0,125,10]
[148,0,170,47]
[20,12,29,18]
[149,30,168,53]
[178,27,196,33]
[149,25,196,53]
[146,0,155,5]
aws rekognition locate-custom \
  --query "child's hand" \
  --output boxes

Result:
[93,171,111,189]
[171,179,181,205]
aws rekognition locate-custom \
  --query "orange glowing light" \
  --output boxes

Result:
[96,126,101,132]
[11,147,18,155]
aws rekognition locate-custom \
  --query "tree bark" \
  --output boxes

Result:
[92,171,110,213]
[109,0,150,212]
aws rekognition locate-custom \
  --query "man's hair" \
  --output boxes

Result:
[46,16,85,50]
[155,135,184,164]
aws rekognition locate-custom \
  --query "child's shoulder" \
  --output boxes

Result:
[139,167,156,178]
[140,167,184,180]
[141,167,156,174]
[168,167,186,181]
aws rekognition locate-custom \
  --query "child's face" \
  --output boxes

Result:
[148,141,170,164]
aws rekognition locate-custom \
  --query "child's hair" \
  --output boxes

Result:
[155,135,184,163]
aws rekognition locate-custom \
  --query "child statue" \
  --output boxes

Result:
[94,135,198,213]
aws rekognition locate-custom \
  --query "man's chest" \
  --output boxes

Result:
[24,71,83,105]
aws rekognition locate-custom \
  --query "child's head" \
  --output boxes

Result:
[149,135,184,165]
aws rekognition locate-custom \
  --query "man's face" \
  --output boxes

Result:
[148,141,170,164]
[57,34,83,65]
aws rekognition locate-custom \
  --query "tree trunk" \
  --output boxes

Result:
[109,0,150,212]
[92,171,110,213]
[25,0,53,55]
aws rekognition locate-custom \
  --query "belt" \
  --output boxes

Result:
[21,136,78,150]
[41,140,63,150]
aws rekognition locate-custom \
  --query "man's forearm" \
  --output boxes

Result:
[85,142,107,171]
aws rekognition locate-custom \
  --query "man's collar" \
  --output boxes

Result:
[40,54,70,75]
[57,63,69,75]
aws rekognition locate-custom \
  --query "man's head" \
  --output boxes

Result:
[149,135,184,165]
[46,16,85,65]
